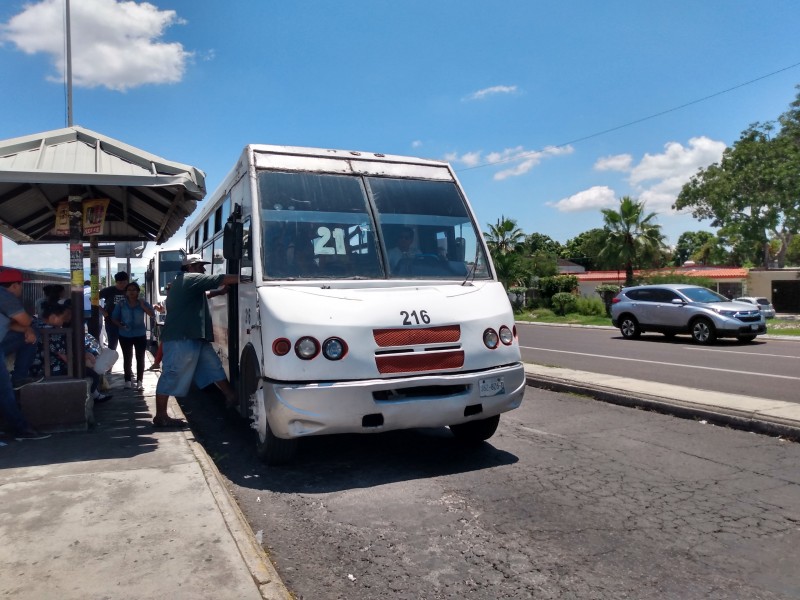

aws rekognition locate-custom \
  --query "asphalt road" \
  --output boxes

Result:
[180,384,800,600]
[518,323,800,403]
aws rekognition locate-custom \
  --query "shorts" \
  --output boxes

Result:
[156,339,227,397]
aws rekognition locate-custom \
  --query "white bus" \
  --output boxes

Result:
[186,144,525,464]
[144,248,185,344]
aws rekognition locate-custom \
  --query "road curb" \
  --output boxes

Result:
[171,400,293,600]
[525,373,800,440]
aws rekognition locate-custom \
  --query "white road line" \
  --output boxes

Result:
[521,346,800,381]
[681,346,799,359]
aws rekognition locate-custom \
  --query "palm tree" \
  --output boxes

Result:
[598,197,666,286]
[484,216,525,256]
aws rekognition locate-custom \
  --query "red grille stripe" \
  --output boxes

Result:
[373,325,461,347]
[376,350,464,374]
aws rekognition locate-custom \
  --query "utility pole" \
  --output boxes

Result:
[65,0,73,126]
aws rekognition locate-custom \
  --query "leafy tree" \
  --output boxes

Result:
[537,274,578,305]
[524,251,558,278]
[523,232,563,256]
[672,231,715,266]
[491,251,523,290]
[561,228,609,270]
[598,196,667,286]
[786,234,800,266]
[484,216,525,256]
[674,88,800,268]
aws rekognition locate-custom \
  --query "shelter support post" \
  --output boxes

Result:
[68,192,84,379]
[89,237,101,339]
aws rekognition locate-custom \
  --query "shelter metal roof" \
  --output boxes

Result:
[0,126,205,245]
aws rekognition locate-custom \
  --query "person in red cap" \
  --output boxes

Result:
[0,268,49,440]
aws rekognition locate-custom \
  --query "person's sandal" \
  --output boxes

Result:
[152,416,186,428]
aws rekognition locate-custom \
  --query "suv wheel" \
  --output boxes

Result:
[690,318,716,345]
[619,316,641,339]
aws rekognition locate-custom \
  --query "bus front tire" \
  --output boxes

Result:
[448,414,500,443]
[241,349,298,465]
[256,422,298,466]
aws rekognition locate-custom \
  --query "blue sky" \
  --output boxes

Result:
[1,0,799,275]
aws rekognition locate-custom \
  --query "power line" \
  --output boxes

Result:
[458,61,800,172]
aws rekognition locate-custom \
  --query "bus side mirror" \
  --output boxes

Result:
[223,221,244,259]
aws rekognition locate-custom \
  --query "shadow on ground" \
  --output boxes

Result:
[177,386,519,494]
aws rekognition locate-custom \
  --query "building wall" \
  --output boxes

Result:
[748,269,800,313]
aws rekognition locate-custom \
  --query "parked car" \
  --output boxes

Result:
[734,296,776,319]
[611,284,766,344]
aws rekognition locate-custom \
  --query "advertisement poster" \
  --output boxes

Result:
[53,201,70,236]
[83,198,110,236]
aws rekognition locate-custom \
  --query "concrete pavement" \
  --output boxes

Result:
[524,362,800,439]
[0,365,292,600]
[2,334,798,600]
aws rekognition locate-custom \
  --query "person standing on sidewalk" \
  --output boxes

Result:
[112,282,155,392]
[0,269,48,440]
[152,255,238,428]
[99,272,129,351]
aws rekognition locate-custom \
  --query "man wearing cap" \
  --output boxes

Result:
[153,255,239,428]
[0,268,49,440]
[99,271,129,351]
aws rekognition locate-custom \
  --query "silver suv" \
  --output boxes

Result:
[611,284,766,344]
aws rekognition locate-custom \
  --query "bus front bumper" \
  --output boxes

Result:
[261,363,525,439]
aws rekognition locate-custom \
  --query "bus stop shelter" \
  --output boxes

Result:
[0,125,205,406]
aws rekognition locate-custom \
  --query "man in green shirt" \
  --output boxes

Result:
[153,255,238,427]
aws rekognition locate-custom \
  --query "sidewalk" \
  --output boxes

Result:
[0,362,292,600]
[524,363,800,438]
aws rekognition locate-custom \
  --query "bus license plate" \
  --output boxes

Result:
[751,324,758,330]
[479,377,505,397]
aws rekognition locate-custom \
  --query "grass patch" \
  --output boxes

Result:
[515,309,613,327]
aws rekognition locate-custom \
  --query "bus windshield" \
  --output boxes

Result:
[258,170,490,280]
[158,250,184,294]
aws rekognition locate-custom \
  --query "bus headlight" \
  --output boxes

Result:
[295,336,320,360]
[483,328,499,349]
[499,325,513,345]
[322,337,347,361]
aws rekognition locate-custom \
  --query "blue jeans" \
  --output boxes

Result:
[1,330,39,384]
[105,321,120,351]
[0,331,36,434]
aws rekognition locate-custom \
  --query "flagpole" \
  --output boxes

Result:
[65,0,73,126]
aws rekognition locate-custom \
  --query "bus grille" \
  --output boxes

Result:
[376,351,465,374]
[373,325,463,374]
[373,325,460,347]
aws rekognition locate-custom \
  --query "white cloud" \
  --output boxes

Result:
[629,137,725,186]
[559,135,726,218]
[547,186,617,213]
[446,145,573,179]
[594,153,632,172]
[1,0,192,91]
[464,85,518,101]
[411,140,423,149]
[628,136,726,211]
